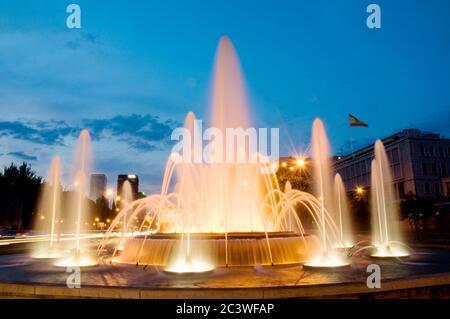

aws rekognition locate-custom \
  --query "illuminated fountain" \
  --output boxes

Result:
[370,140,409,258]
[55,129,98,267]
[99,36,347,273]
[334,173,353,248]
[116,180,133,251]
[303,119,351,268]
[32,156,63,259]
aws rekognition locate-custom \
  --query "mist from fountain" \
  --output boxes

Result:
[370,140,409,258]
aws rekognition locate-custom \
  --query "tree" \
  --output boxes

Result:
[400,192,435,234]
[0,162,42,229]
[276,169,310,192]
[348,188,370,232]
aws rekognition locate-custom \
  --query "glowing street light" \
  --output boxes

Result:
[281,162,287,168]
[296,158,306,168]
[356,186,364,195]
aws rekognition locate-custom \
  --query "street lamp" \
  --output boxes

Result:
[356,186,364,195]
[296,158,306,168]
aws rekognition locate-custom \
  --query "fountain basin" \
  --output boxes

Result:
[111,232,318,267]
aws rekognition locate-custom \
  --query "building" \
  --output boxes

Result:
[333,129,450,199]
[117,174,139,201]
[89,174,107,201]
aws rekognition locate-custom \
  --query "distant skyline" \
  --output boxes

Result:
[0,0,449,193]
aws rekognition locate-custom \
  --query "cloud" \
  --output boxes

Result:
[7,151,37,161]
[0,120,74,145]
[0,114,180,152]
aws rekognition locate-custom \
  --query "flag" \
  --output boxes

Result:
[349,114,368,127]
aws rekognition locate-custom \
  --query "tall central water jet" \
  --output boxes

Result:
[370,140,409,258]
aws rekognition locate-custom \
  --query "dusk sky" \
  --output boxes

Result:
[0,0,449,193]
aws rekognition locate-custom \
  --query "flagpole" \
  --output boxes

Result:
[349,130,355,159]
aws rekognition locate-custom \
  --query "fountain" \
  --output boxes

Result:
[370,140,409,258]
[116,180,133,251]
[32,156,63,259]
[55,129,98,267]
[98,36,349,273]
[303,119,350,268]
[334,173,354,248]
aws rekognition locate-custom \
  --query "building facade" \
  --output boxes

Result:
[89,174,107,201]
[333,129,450,199]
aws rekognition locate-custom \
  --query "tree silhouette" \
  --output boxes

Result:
[0,162,42,229]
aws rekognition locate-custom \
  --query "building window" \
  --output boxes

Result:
[393,163,402,179]
[429,146,435,156]
[442,163,447,174]
[435,183,441,194]
[424,183,430,194]
[447,182,450,196]
[391,148,399,163]
[420,146,427,156]
[431,163,437,174]
[439,147,444,157]
[422,163,428,174]
[398,182,405,198]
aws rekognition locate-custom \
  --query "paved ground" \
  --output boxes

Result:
[0,247,449,290]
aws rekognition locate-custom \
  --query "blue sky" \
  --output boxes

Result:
[0,0,449,193]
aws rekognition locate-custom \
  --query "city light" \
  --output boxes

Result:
[356,186,364,195]
[281,162,287,168]
[106,189,113,197]
[95,217,100,222]
[296,158,306,168]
